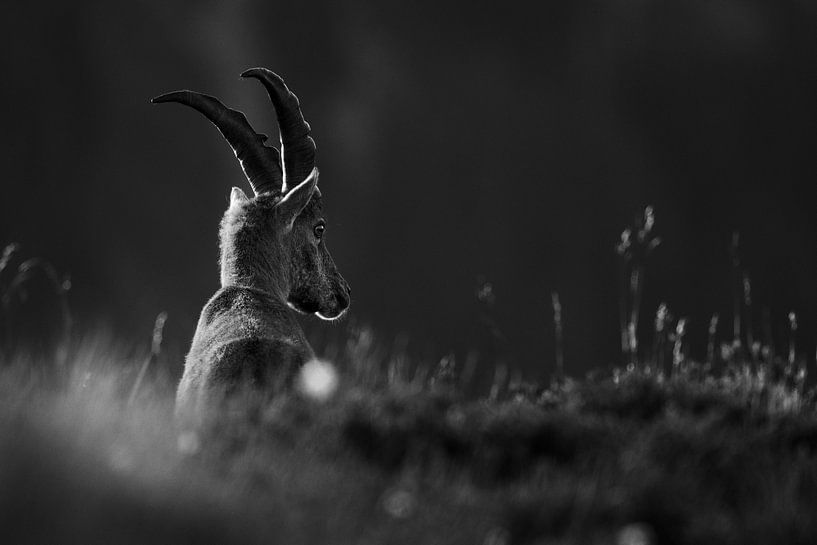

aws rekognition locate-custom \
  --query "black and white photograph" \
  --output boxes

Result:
[2,2,817,543]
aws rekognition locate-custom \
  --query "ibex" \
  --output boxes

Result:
[152,68,350,417]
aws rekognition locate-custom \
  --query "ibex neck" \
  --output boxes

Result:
[218,200,291,303]
[220,255,290,303]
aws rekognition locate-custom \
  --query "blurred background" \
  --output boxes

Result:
[1,0,815,381]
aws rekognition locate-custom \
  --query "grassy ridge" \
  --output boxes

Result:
[1,334,816,545]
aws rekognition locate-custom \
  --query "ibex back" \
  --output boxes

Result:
[152,68,350,418]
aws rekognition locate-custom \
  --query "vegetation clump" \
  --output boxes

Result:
[1,332,815,545]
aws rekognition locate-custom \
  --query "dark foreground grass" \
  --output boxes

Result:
[1,334,817,545]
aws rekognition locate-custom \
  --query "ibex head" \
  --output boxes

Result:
[152,68,350,320]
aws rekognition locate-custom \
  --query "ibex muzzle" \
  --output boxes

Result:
[152,68,350,417]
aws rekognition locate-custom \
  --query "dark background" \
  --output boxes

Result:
[2,0,816,380]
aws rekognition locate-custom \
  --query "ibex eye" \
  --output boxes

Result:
[314,223,325,240]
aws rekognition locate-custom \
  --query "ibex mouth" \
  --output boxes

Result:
[285,296,348,320]
[317,291,350,321]
[285,301,348,321]
[316,307,348,321]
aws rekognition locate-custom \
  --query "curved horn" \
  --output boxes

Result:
[151,90,283,195]
[240,68,316,193]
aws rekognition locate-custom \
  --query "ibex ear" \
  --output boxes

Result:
[230,186,249,207]
[275,167,319,226]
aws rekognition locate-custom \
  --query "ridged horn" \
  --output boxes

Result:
[240,68,316,193]
[151,90,283,195]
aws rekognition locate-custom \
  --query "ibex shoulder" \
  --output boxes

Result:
[177,335,309,420]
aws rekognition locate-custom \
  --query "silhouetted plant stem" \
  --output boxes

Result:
[673,318,687,375]
[430,352,456,390]
[475,275,507,363]
[615,206,660,369]
[617,248,629,366]
[628,266,643,367]
[707,313,719,368]
[128,311,168,406]
[788,311,798,367]
[653,303,669,374]
[743,272,755,360]
[730,231,742,355]
[551,292,564,383]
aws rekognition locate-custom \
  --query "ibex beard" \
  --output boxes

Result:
[152,68,350,420]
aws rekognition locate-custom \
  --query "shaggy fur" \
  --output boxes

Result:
[176,179,350,419]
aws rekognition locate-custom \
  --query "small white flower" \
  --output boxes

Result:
[177,430,201,456]
[381,487,415,519]
[617,522,653,545]
[297,359,339,402]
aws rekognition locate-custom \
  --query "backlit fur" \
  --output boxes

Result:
[176,184,350,419]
